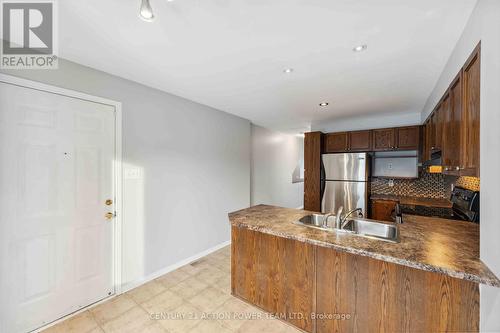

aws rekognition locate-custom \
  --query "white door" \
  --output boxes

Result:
[0,81,116,333]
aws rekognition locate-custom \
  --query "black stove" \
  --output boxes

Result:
[399,186,479,223]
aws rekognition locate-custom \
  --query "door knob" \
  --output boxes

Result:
[105,212,115,220]
[105,199,113,206]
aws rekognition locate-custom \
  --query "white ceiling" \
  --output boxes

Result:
[59,0,477,133]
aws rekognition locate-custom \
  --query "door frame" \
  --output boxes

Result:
[0,73,124,298]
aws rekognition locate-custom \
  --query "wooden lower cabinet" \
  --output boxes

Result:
[231,226,316,332]
[232,227,479,333]
[370,199,397,222]
[316,247,479,333]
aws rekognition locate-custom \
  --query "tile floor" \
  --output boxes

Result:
[41,246,301,333]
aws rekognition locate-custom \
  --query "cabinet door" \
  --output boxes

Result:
[373,128,395,151]
[370,200,397,221]
[440,93,452,166]
[324,132,348,152]
[462,44,480,176]
[424,119,432,160]
[304,132,322,212]
[396,126,420,150]
[443,74,462,170]
[349,130,372,151]
[433,104,444,151]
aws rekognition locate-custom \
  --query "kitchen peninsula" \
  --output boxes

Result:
[229,205,500,333]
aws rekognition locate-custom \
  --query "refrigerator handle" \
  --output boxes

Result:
[320,158,326,202]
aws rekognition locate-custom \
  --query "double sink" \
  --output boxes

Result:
[294,214,400,243]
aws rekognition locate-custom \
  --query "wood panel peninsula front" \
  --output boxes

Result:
[228,205,500,333]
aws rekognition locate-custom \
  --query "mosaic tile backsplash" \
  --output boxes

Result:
[371,171,481,199]
[371,171,451,199]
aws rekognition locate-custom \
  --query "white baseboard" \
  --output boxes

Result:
[296,206,304,210]
[121,239,231,293]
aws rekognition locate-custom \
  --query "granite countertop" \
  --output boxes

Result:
[228,205,500,287]
[370,194,453,208]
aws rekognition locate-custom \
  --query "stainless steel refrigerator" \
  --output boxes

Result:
[321,153,369,215]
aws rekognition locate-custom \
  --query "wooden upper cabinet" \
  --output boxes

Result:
[422,42,480,176]
[443,73,462,169]
[324,132,348,152]
[462,43,480,176]
[373,128,395,151]
[348,130,372,151]
[395,126,420,150]
[424,119,432,160]
[433,104,444,151]
[440,93,451,159]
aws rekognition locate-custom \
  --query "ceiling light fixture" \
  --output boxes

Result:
[353,44,367,52]
[319,102,329,107]
[283,68,294,74]
[139,0,155,22]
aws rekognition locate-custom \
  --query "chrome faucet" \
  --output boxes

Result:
[336,207,363,229]
[334,206,344,229]
[323,212,335,228]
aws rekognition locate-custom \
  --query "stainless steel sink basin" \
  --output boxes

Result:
[342,218,399,242]
[296,214,330,228]
[294,215,399,243]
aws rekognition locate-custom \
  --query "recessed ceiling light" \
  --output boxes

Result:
[139,0,154,22]
[353,44,367,52]
[283,68,294,74]
[319,102,329,107]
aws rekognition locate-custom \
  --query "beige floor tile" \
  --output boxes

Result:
[86,327,105,333]
[139,322,169,333]
[186,258,215,272]
[186,286,231,313]
[101,306,156,333]
[155,269,191,289]
[169,276,209,299]
[126,280,166,304]
[88,328,105,333]
[141,289,185,314]
[154,302,203,333]
[238,317,302,333]
[213,274,231,294]
[210,259,230,272]
[40,245,305,333]
[188,319,233,333]
[178,262,204,276]
[42,311,99,333]
[213,246,231,257]
[90,295,136,325]
[195,267,225,285]
[215,297,264,331]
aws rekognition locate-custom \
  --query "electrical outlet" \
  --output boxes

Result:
[388,163,393,170]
